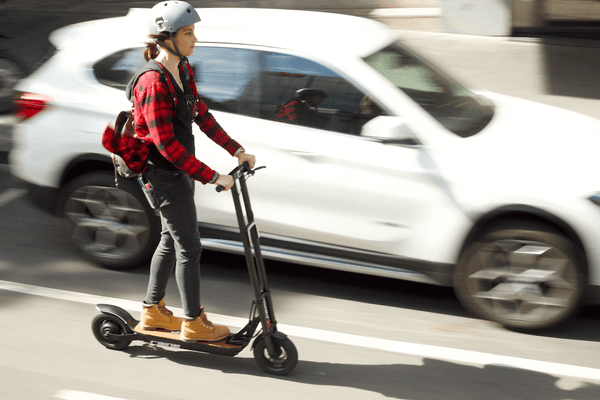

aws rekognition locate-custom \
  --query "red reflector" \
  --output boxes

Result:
[15,92,52,121]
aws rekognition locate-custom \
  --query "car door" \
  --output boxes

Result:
[192,47,453,258]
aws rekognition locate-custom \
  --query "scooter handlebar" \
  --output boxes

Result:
[216,162,263,192]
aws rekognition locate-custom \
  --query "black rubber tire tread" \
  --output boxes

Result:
[253,336,298,375]
[91,312,133,351]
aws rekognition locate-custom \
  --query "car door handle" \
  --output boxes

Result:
[290,151,321,162]
[291,151,321,157]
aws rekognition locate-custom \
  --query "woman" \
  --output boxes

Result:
[276,88,327,128]
[126,1,256,342]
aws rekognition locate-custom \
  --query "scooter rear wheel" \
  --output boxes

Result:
[92,312,133,350]
[253,335,298,375]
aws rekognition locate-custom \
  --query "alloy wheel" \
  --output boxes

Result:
[63,184,152,263]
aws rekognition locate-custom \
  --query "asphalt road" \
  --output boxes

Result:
[1,163,600,399]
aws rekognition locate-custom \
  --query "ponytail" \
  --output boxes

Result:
[144,33,169,61]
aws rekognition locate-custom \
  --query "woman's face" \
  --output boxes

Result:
[170,23,197,57]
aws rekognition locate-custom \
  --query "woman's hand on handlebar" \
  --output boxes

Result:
[215,151,256,192]
[214,174,234,191]
[237,151,256,169]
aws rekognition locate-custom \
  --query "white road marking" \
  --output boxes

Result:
[54,390,125,400]
[1,279,599,382]
[0,188,26,208]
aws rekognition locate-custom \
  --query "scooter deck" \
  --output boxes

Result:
[133,323,243,351]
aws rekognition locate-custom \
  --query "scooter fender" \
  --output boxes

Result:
[251,330,288,350]
[95,304,137,333]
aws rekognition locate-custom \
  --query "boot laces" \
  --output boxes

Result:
[157,303,174,317]
[200,311,214,328]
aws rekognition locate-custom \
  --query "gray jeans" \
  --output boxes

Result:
[142,164,202,319]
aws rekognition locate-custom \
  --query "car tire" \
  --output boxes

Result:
[0,57,23,114]
[453,223,583,331]
[59,171,159,270]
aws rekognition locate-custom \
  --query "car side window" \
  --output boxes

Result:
[188,47,260,117]
[93,48,146,90]
[259,52,385,135]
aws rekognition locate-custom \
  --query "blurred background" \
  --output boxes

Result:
[2,0,600,157]
[1,1,600,399]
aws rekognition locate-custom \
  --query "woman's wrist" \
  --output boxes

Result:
[209,171,219,184]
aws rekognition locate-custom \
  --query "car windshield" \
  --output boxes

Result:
[364,41,495,138]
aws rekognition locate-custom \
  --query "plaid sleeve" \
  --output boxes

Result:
[278,100,300,124]
[284,101,300,123]
[194,99,243,156]
[136,72,218,184]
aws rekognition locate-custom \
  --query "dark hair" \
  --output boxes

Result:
[144,33,170,61]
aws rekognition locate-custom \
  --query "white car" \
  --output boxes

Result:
[10,8,600,331]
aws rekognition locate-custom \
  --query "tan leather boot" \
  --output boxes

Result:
[141,299,183,332]
[180,307,230,342]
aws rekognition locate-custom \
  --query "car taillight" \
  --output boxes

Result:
[14,92,52,121]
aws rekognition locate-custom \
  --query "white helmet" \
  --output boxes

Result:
[148,1,201,35]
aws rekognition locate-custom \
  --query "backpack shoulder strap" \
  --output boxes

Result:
[182,58,198,98]
[126,60,177,106]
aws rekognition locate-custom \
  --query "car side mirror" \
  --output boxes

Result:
[360,116,420,146]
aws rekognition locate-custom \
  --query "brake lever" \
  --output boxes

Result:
[249,166,266,175]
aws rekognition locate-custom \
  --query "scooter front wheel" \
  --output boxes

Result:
[92,312,133,351]
[253,335,298,375]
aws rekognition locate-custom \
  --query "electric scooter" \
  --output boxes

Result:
[91,162,298,375]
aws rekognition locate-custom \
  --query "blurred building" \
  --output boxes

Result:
[513,0,600,39]
[0,0,599,38]
[371,0,600,37]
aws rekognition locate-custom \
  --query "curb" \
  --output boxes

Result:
[370,8,442,18]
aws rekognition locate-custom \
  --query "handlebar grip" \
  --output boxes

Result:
[232,161,250,175]
[214,161,251,193]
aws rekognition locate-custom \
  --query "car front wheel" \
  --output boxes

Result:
[59,172,159,270]
[453,223,583,331]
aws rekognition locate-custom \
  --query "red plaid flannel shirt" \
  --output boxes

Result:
[136,61,242,183]
[277,99,303,124]
[104,60,242,184]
